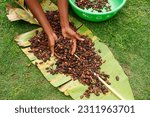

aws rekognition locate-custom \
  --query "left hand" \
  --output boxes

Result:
[62,27,84,55]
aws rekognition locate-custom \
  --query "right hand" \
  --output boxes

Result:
[47,32,57,56]
[62,27,84,55]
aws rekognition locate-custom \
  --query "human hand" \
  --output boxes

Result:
[47,32,57,56]
[62,27,84,55]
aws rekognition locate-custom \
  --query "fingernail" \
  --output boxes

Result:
[81,38,85,41]
[71,52,74,55]
[51,54,54,57]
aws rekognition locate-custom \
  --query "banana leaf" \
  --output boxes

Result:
[8,0,134,100]
[41,0,57,12]
[32,59,72,87]
[15,28,42,47]
[22,47,37,61]
[17,0,25,6]
[6,4,38,24]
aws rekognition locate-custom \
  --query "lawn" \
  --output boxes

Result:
[0,0,150,100]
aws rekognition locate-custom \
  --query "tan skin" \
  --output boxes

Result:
[25,0,84,56]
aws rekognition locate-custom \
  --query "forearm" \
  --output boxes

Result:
[57,0,70,28]
[25,0,53,36]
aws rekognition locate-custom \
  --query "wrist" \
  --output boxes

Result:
[61,25,70,31]
[61,22,70,29]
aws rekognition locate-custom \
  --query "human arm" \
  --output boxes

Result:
[57,0,84,55]
[25,0,57,56]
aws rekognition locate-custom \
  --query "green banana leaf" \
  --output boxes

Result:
[32,59,72,87]
[7,0,134,100]
[15,28,42,47]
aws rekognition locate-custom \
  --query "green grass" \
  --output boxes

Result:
[0,0,150,100]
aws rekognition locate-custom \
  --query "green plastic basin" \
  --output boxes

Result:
[69,0,126,22]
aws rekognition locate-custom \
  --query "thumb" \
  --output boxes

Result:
[71,39,77,55]
[53,33,58,41]
[48,37,55,56]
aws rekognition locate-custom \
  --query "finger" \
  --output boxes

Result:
[53,33,58,41]
[62,31,67,39]
[74,34,84,41]
[63,34,71,39]
[48,39,55,56]
[71,39,77,55]
[50,46,54,56]
[48,39,55,47]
